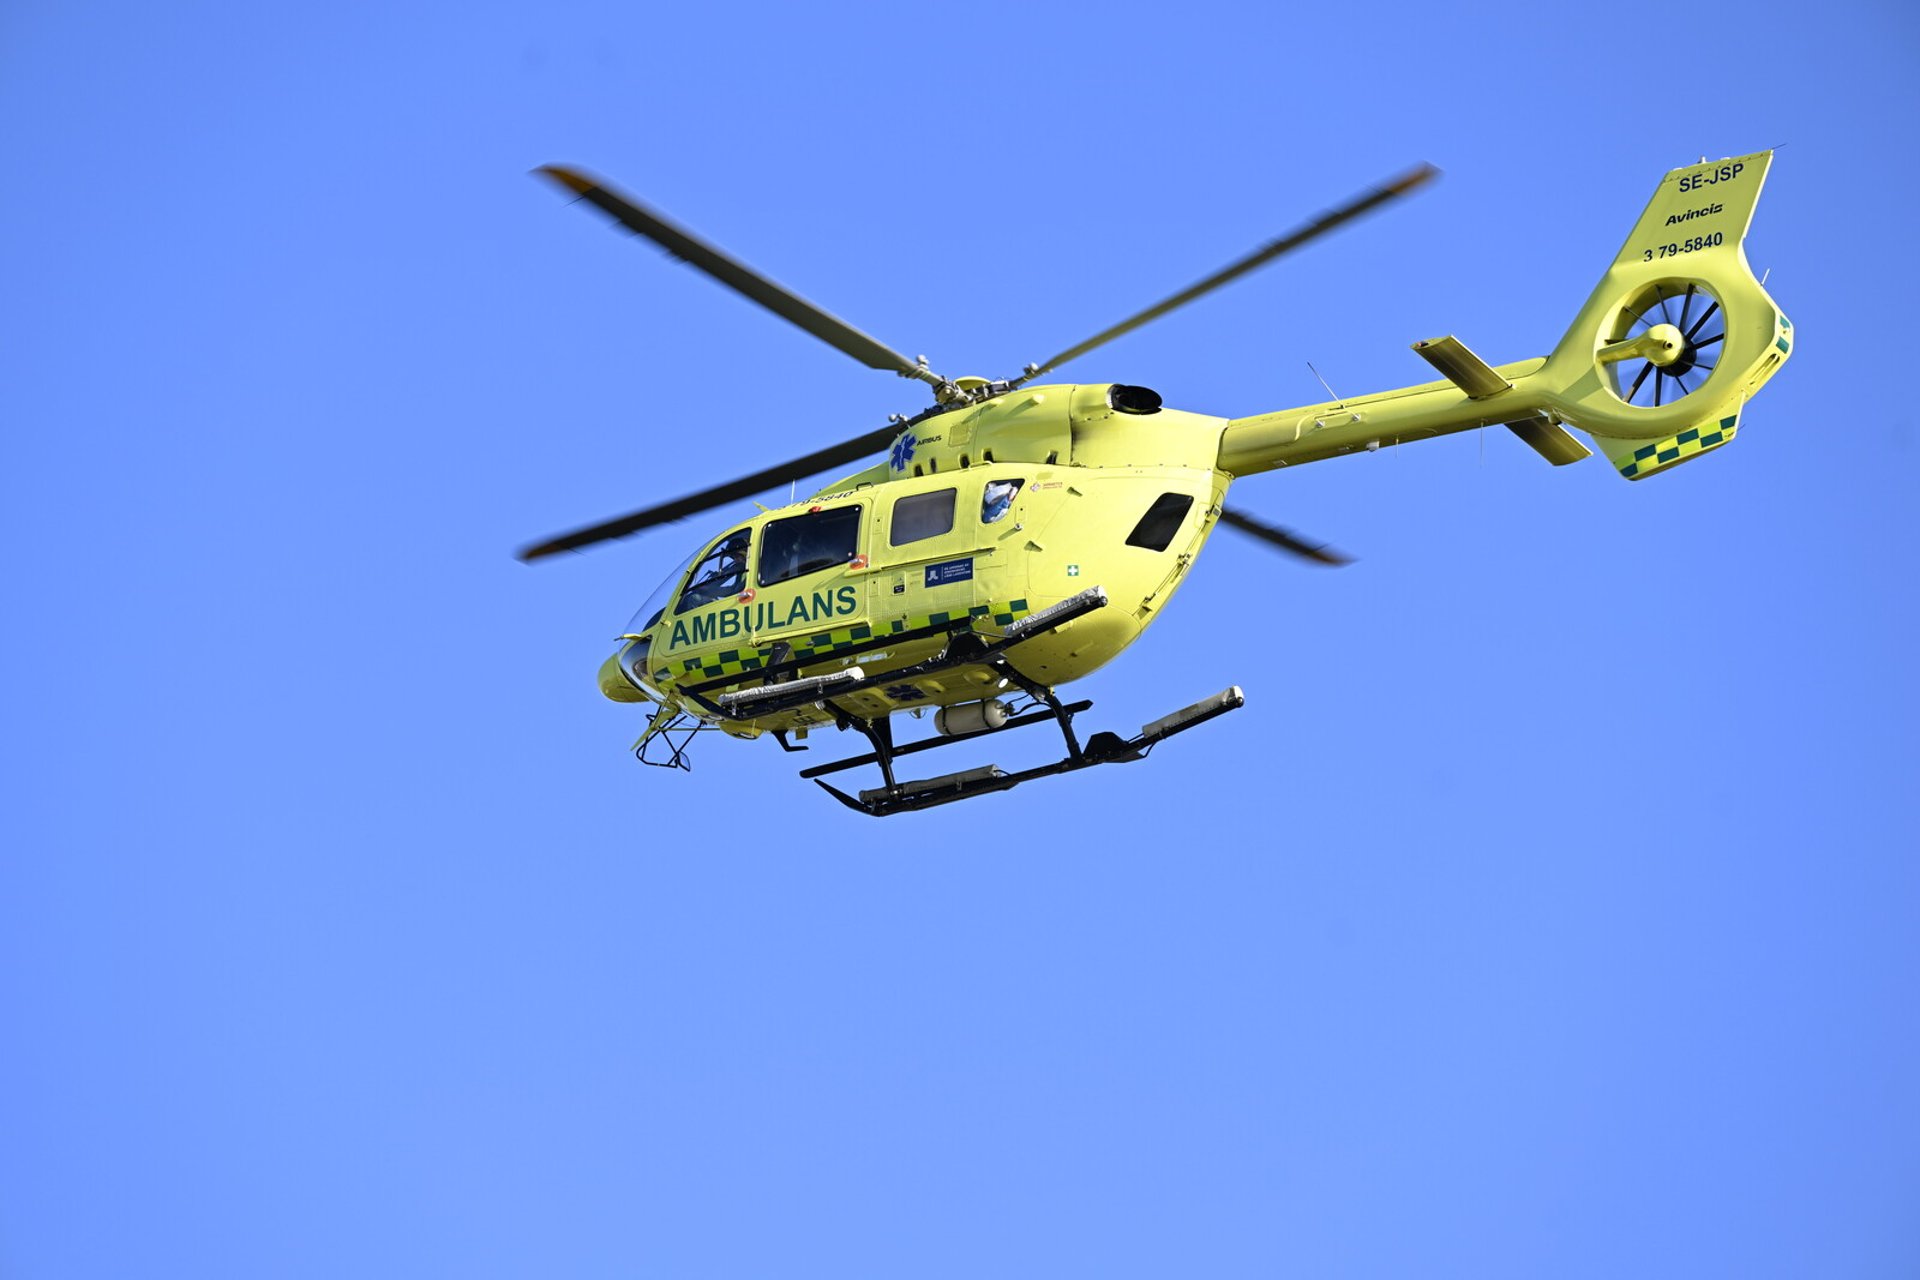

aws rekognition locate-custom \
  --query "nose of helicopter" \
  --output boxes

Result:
[598,650,651,704]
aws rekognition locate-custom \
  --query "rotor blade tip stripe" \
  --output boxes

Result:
[535,165,597,195]
[1388,162,1442,193]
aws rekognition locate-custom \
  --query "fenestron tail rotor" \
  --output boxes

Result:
[1602,280,1726,408]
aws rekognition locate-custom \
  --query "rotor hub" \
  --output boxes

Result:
[1598,282,1726,409]
[1641,322,1686,368]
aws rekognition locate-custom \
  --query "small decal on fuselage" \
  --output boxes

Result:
[924,558,974,587]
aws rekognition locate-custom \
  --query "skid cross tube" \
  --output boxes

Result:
[816,698,902,791]
[799,700,1094,780]
[857,713,898,791]
[986,655,1084,762]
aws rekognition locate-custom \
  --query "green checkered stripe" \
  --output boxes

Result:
[660,619,876,682]
[1618,416,1739,479]
[883,598,1030,636]
[663,645,770,682]
[657,599,1032,683]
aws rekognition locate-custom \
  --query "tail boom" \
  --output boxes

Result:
[1217,151,1791,482]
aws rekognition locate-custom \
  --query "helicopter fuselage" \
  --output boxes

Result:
[599,383,1234,739]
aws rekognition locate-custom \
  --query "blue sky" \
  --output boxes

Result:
[4,1,1917,1275]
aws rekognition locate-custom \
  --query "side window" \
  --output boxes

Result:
[891,488,956,546]
[981,478,1023,524]
[676,529,750,613]
[1125,492,1194,552]
[760,506,862,586]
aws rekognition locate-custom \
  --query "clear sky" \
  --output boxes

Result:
[4,1,1917,1276]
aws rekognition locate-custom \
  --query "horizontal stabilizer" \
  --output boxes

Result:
[1501,413,1593,466]
[1411,335,1511,399]
[1413,334,1592,466]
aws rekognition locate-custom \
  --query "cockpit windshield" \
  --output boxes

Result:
[624,545,701,637]
[677,529,750,613]
[622,527,753,637]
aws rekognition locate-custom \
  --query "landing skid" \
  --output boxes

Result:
[659,583,1245,813]
[811,684,1245,817]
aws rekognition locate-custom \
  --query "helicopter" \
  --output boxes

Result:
[522,152,1792,816]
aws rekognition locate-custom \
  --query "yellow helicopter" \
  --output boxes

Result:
[523,152,1791,816]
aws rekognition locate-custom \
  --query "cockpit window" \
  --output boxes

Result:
[981,478,1023,524]
[626,545,703,635]
[759,506,861,587]
[676,528,750,614]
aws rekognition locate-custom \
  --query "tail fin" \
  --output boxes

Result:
[1542,150,1792,479]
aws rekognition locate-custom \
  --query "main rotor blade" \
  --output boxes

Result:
[517,422,900,562]
[1020,163,1439,381]
[1219,507,1353,566]
[537,165,933,383]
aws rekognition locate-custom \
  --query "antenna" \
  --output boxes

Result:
[1307,361,1343,407]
